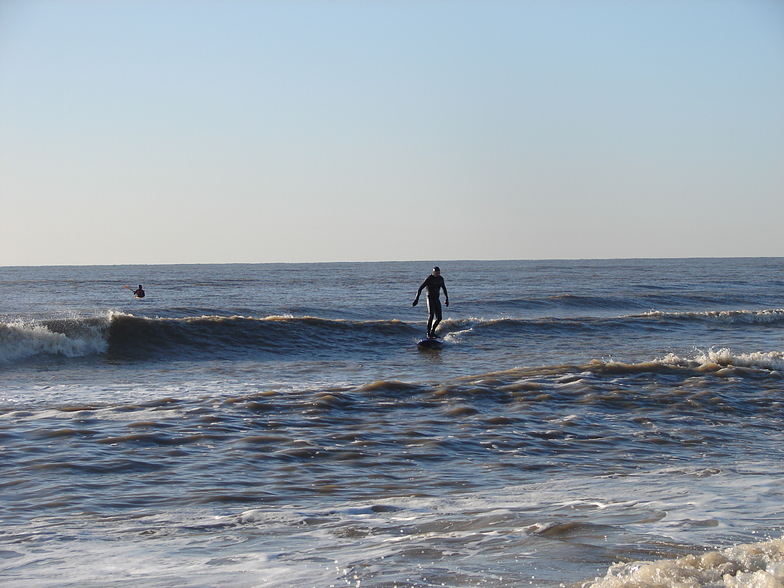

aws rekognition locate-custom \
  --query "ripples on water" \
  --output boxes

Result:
[1,259,784,587]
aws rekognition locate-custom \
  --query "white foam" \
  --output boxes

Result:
[0,317,110,363]
[642,309,784,325]
[587,537,784,588]
[658,348,784,372]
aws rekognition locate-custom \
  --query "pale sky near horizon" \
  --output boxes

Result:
[1,0,782,266]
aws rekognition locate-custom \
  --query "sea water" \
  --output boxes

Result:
[1,258,783,587]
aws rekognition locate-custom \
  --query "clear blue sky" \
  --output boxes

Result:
[1,0,782,265]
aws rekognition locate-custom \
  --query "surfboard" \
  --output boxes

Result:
[417,337,442,349]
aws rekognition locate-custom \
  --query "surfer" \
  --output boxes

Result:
[133,285,145,298]
[413,267,449,339]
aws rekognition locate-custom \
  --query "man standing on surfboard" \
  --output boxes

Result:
[413,267,449,339]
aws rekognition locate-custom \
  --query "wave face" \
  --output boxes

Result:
[0,313,420,363]
[107,314,418,360]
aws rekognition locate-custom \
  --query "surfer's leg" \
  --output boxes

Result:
[429,299,442,337]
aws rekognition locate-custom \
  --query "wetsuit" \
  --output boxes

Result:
[414,274,449,338]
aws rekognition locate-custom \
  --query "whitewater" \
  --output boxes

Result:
[1,258,783,587]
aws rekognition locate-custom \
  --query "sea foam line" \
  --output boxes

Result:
[640,308,784,324]
[657,348,784,372]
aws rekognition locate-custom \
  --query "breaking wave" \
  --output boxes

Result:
[0,314,112,363]
[0,313,420,363]
[585,536,784,588]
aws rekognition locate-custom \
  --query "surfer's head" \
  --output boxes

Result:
[432,267,440,275]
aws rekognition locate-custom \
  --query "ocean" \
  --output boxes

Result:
[1,258,783,588]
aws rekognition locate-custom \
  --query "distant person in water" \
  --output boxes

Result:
[133,285,145,298]
[413,266,449,339]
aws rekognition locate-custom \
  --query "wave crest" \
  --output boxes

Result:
[640,308,784,325]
